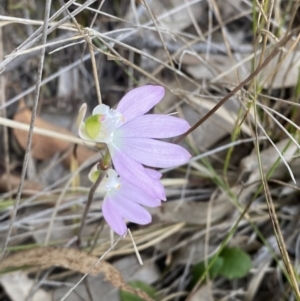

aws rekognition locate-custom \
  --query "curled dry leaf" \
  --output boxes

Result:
[13,102,95,167]
[1,247,155,301]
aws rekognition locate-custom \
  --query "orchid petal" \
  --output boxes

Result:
[116,114,190,138]
[144,168,162,180]
[109,145,166,200]
[116,86,164,123]
[113,193,152,224]
[92,104,110,115]
[76,103,87,129]
[115,137,191,168]
[102,198,127,236]
[119,179,161,207]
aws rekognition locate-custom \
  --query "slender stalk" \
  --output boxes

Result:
[76,150,111,246]
[76,168,106,246]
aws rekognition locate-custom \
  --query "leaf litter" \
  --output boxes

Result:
[1,0,300,300]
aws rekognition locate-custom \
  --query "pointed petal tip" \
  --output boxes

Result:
[118,179,162,207]
[118,228,128,236]
[141,214,152,225]
[181,121,191,134]
[144,168,162,180]
[158,187,167,201]
[150,85,165,96]
[79,103,87,114]
[177,150,192,165]
[76,103,87,129]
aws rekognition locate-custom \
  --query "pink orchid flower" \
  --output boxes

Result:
[89,165,161,236]
[78,85,191,200]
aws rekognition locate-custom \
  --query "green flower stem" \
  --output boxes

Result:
[76,152,111,247]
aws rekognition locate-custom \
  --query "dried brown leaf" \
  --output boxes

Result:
[13,102,95,167]
[0,173,41,193]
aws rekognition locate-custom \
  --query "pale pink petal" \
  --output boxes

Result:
[144,168,162,180]
[116,86,165,123]
[115,137,191,168]
[109,145,166,200]
[116,114,190,138]
[119,179,161,207]
[102,198,127,236]
[113,193,152,225]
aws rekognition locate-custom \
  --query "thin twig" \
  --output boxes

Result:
[77,168,107,246]
[65,7,103,105]
[0,28,11,192]
[86,0,105,105]
[59,236,123,301]
[87,36,102,104]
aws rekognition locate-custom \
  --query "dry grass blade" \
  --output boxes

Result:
[0,116,92,146]
[0,28,11,192]
[262,178,300,300]
[0,247,155,301]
